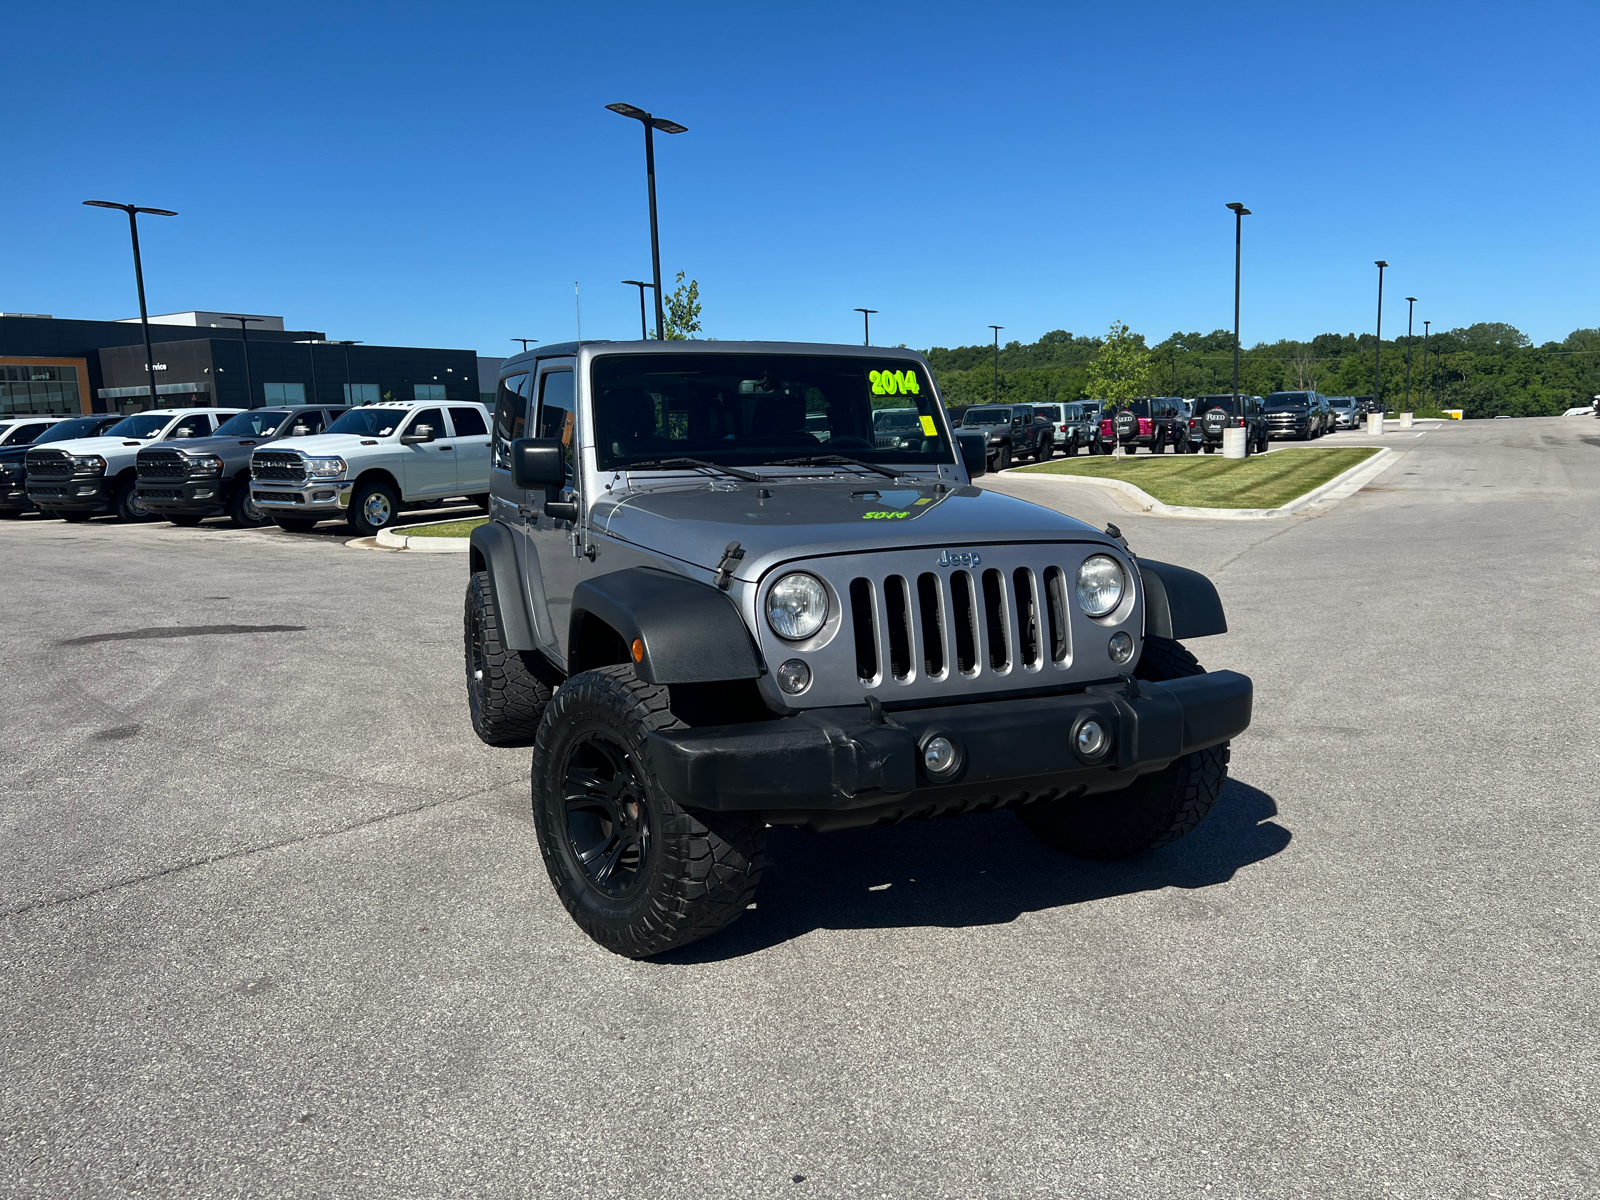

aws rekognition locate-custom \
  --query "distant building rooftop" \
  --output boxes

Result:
[115,311,286,332]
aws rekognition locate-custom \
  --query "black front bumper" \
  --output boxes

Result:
[648,671,1252,832]
[136,479,228,515]
[25,480,110,511]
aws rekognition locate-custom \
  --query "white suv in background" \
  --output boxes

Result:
[250,400,493,535]
[25,407,242,523]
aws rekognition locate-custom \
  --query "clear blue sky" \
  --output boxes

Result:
[7,1,1596,354]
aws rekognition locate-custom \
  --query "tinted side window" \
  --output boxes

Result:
[288,410,326,435]
[169,413,212,438]
[493,373,531,469]
[406,408,443,439]
[449,406,488,437]
[536,369,576,478]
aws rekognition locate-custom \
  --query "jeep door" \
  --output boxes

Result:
[448,406,491,493]
[398,407,454,497]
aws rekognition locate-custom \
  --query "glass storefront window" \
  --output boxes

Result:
[343,383,380,404]
[264,382,306,403]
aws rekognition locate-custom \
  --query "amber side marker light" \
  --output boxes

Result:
[631,638,645,663]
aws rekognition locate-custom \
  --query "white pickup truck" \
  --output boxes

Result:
[24,407,242,522]
[249,399,493,535]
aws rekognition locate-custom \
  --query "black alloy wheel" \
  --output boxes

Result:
[561,733,653,898]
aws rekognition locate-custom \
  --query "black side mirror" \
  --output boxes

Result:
[512,438,568,489]
[400,423,434,445]
[955,430,987,479]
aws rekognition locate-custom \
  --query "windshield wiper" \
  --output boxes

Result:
[624,457,763,482]
[768,454,907,480]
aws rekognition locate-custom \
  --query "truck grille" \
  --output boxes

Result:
[137,449,191,479]
[138,488,181,499]
[252,451,306,482]
[24,449,72,478]
[755,543,1143,708]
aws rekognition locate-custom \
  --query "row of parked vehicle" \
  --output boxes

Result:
[0,401,494,533]
[937,392,1372,467]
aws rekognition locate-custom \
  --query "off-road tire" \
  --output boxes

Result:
[167,514,204,527]
[348,479,401,537]
[114,480,154,523]
[1064,437,1078,458]
[228,483,269,528]
[273,516,320,533]
[992,444,1012,471]
[1036,437,1053,462]
[1018,634,1228,860]
[465,570,553,746]
[531,664,766,958]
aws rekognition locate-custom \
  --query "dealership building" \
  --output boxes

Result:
[0,311,496,416]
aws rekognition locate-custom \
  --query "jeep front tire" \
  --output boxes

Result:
[531,664,765,958]
[465,570,552,745]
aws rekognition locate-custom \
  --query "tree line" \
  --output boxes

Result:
[922,322,1600,418]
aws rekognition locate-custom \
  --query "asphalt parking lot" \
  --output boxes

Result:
[2,417,1596,1199]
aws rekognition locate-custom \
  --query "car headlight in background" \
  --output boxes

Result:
[304,456,346,479]
[70,455,106,476]
[189,455,223,477]
[1075,554,1125,617]
[766,573,828,640]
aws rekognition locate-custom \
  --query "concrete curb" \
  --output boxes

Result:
[1003,448,1397,520]
[373,522,474,552]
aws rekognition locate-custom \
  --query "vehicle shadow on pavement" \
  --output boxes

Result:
[659,779,1289,964]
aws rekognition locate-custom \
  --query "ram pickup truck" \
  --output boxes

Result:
[463,340,1252,958]
[25,407,241,522]
[0,415,122,518]
[137,405,348,527]
[250,399,493,535]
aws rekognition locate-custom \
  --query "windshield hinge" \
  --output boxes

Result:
[714,541,745,590]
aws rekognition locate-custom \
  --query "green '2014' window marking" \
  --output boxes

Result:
[869,369,921,396]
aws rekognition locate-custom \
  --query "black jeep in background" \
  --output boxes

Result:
[1190,393,1268,454]
[958,404,1054,469]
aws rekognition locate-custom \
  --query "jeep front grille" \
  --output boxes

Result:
[137,449,190,479]
[252,451,306,482]
[24,450,71,478]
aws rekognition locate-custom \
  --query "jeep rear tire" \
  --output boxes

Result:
[348,480,400,536]
[531,664,766,958]
[1017,635,1229,860]
[465,570,553,746]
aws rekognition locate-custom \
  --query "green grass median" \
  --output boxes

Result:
[397,517,488,537]
[1012,447,1380,509]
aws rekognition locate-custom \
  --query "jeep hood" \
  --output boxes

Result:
[591,478,1109,580]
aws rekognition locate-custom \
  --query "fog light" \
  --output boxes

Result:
[76,486,98,496]
[1076,719,1109,759]
[193,489,214,499]
[920,735,961,778]
[776,659,811,695]
[313,490,335,502]
[1108,631,1134,663]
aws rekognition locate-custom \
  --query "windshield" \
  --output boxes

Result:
[590,353,953,471]
[1200,395,1245,415]
[961,407,1012,425]
[34,417,117,444]
[106,413,176,439]
[325,408,410,437]
[1267,393,1311,409]
[1115,400,1151,418]
[215,409,291,437]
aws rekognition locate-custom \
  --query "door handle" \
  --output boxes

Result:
[439,445,454,451]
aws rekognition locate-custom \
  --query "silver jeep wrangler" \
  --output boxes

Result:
[464,341,1252,957]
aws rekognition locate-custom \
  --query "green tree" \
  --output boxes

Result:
[1083,321,1157,407]
[664,271,703,340]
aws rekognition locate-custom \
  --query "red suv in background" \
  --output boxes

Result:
[1099,397,1184,454]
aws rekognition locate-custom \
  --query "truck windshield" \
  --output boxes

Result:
[590,353,953,471]
[215,409,291,437]
[32,417,120,444]
[961,407,1011,425]
[1267,393,1311,409]
[105,413,176,439]
[325,408,409,437]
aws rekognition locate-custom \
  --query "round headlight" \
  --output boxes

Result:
[766,573,828,640]
[1075,554,1125,617]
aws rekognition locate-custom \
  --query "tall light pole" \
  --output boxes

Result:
[1373,261,1388,413]
[294,339,320,403]
[854,308,877,346]
[511,338,539,351]
[606,103,687,340]
[622,281,653,340]
[336,340,362,404]
[1403,297,1417,413]
[83,200,177,412]
[988,325,1003,401]
[1420,320,1431,409]
[219,316,265,407]
[1226,203,1251,407]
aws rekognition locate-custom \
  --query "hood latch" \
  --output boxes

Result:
[714,541,745,590]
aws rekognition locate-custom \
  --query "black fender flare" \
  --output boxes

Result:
[468,520,537,652]
[1139,559,1228,640]
[569,567,763,684]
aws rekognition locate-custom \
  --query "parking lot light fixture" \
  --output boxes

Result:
[854,308,877,346]
[1226,203,1251,406]
[1420,320,1431,408]
[83,200,177,412]
[622,282,654,341]
[511,338,538,351]
[606,103,688,340]
[335,340,362,403]
[989,326,1003,401]
[1404,297,1418,412]
[218,316,265,408]
[1373,262,1388,413]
